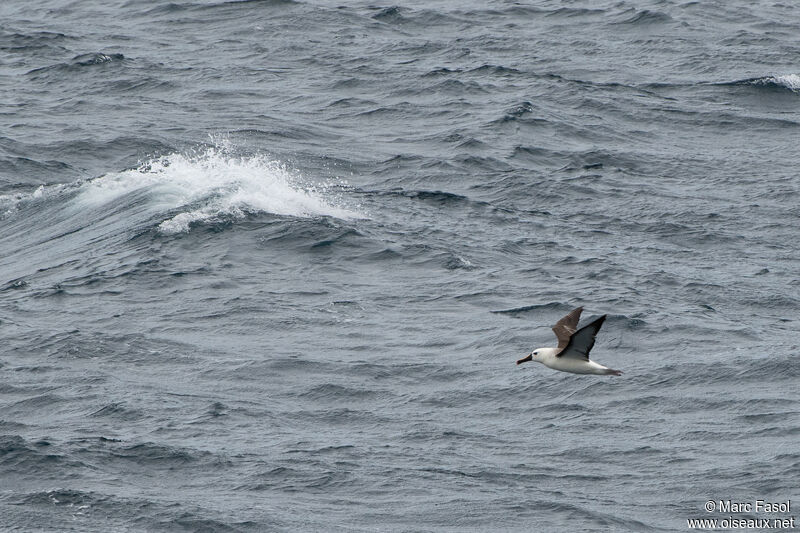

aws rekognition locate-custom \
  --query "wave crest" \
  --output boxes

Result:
[75,145,360,234]
[746,74,800,92]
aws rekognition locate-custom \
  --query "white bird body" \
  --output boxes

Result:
[516,307,622,376]
[528,346,619,375]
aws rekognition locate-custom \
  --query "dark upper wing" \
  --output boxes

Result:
[551,307,583,351]
[556,315,606,360]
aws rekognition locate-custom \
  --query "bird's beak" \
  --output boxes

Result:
[516,353,533,365]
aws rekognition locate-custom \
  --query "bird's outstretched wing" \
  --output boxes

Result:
[556,315,606,360]
[552,307,583,351]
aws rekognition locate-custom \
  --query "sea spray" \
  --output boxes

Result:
[73,145,360,233]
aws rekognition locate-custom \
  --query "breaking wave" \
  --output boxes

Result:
[79,145,361,233]
[744,74,800,92]
[1,143,361,235]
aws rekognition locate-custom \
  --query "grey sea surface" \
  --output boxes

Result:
[1,0,799,531]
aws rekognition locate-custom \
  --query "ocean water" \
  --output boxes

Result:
[1,0,799,531]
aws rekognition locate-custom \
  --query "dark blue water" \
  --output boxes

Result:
[2,1,799,531]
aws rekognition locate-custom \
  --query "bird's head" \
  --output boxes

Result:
[516,348,545,365]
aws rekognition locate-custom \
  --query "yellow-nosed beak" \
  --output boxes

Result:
[516,353,533,365]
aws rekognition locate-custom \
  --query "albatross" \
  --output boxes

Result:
[516,307,622,376]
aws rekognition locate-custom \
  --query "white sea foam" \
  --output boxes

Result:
[75,146,360,233]
[772,74,800,91]
[752,74,800,91]
[0,183,71,218]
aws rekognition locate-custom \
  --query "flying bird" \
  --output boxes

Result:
[516,307,622,375]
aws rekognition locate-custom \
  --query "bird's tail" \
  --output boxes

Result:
[604,368,623,376]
